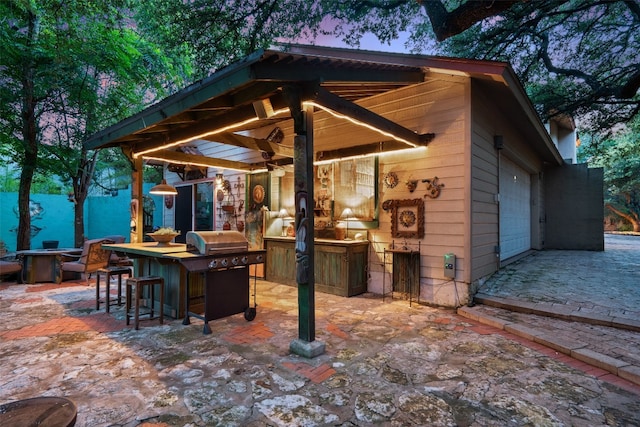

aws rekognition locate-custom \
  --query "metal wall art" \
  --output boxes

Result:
[422,176,444,198]
[390,198,425,239]
[405,179,418,193]
[383,171,399,189]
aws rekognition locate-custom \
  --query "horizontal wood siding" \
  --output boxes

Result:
[367,77,469,292]
[470,81,548,278]
[470,82,500,281]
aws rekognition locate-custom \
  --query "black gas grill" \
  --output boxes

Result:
[179,231,265,334]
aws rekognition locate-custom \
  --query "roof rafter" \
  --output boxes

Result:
[144,149,254,172]
[202,132,293,158]
[309,87,434,147]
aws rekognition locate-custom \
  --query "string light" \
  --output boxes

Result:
[135,101,423,166]
[302,101,419,148]
[133,107,290,158]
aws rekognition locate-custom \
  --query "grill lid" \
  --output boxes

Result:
[186,230,248,255]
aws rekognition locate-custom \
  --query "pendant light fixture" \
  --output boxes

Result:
[149,179,178,195]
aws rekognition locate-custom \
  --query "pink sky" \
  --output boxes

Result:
[310,32,411,53]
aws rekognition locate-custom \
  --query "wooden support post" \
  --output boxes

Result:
[289,97,325,358]
[130,157,144,244]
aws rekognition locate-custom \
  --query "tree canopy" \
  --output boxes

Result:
[1,0,189,248]
[135,0,323,80]
[579,116,640,231]
[313,0,640,137]
[134,0,639,137]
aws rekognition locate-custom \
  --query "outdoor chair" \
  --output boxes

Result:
[0,259,22,282]
[102,235,133,267]
[60,238,113,284]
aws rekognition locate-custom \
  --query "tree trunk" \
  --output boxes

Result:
[74,193,86,248]
[16,9,39,251]
[17,164,34,251]
[72,150,98,247]
[606,204,640,232]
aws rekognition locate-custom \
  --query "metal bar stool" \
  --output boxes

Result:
[96,266,132,312]
[125,276,164,330]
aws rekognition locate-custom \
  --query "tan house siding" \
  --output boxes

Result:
[366,76,469,305]
[470,82,500,282]
[471,81,546,270]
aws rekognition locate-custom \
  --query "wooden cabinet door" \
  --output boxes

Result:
[314,244,347,296]
[347,244,368,296]
[265,240,296,285]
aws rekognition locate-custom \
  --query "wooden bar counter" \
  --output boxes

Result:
[102,242,195,319]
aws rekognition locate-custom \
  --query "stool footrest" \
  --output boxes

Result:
[96,267,132,313]
[125,276,165,330]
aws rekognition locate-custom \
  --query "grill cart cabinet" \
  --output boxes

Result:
[264,237,368,297]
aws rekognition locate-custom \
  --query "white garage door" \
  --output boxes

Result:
[499,157,531,260]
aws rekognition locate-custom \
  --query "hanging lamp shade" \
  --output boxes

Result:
[149,179,178,195]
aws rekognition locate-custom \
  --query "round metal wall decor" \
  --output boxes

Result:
[399,209,416,228]
[383,171,399,189]
[252,184,265,204]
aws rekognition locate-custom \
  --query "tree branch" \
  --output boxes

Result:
[538,32,606,94]
[619,67,640,98]
[624,0,640,21]
[418,0,522,41]
[606,202,640,231]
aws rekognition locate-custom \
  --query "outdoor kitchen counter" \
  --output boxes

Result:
[263,236,369,297]
[102,242,190,319]
[102,242,265,321]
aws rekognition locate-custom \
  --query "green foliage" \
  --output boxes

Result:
[436,0,640,135]
[317,0,424,49]
[136,0,323,79]
[1,0,191,247]
[1,0,190,168]
[579,118,640,230]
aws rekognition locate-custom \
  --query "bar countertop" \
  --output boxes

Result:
[102,242,188,257]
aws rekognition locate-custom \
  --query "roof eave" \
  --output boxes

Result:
[501,67,564,165]
[84,49,266,151]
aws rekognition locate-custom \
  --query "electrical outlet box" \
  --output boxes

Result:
[444,253,456,278]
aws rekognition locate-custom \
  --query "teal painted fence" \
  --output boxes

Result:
[0,184,163,252]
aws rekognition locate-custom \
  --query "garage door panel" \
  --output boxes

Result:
[500,157,531,260]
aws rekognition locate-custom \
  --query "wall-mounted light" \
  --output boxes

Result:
[215,171,224,186]
[494,135,504,150]
[149,179,178,195]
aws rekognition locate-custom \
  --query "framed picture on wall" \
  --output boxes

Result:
[391,199,425,239]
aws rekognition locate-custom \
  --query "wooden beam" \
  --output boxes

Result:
[252,61,424,85]
[311,87,433,147]
[131,103,260,154]
[315,139,432,162]
[131,88,295,155]
[202,132,293,158]
[144,149,254,172]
